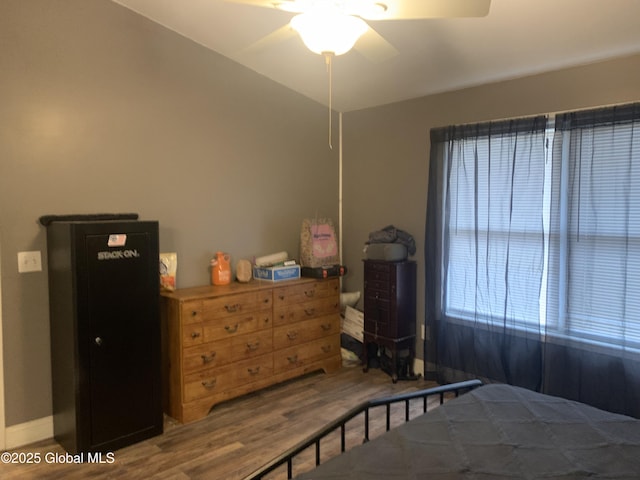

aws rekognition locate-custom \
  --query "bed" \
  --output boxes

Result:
[244,381,640,479]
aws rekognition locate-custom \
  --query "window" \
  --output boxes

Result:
[547,105,640,349]
[427,104,640,417]
[439,103,640,351]
[441,118,547,331]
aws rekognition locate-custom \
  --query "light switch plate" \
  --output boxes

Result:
[18,251,42,273]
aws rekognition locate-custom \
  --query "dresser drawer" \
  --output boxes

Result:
[182,325,204,347]
[364,295,390,311]
[273,296,339,327]
[183,354,274,402]
[201,310,272,342]
[230,329,273,362]
[365,261,392,274]
[274,335,340,373]
[181,300,203,325]
[182,291,272,325]
[364,279,394,298]
[365,270,390,286]
[273,315,339,350]
[365,286,390,301]
[183,339,233,374]
[182,328,273,375]
[273,278,339,306]
[181,309,271,347]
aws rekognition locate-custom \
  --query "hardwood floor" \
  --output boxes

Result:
[1,365,444,480]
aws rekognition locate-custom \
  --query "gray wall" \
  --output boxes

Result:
[341,53,640,364]
[3,0,640,430]
[0,0,338,426]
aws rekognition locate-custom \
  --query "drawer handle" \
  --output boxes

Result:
[248,366,261,375]
[304,308,316,316]
[279,294,285,300]
[287,355,298,364]
[304,290,315,298]
[191,311,198,317]
[321,345,332,353]
[201,352,217,364]
[190,332,201,339]
[287,331,298,340]
[201,379,217,389]
[246,341,260,351]
[320,323,331,331]
[225,303,240,313]
[225,324,239,334]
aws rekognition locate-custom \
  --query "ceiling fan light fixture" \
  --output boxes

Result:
[290,11,368,56]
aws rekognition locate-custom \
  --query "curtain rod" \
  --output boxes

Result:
[431,100,638,131]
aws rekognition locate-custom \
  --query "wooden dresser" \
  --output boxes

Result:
[161,277,341,423]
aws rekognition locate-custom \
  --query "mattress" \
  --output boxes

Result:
[295,384,640,479]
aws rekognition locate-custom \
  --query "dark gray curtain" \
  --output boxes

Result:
[425,116,548,392]
[426,104,640,418]
[544,103,640,416]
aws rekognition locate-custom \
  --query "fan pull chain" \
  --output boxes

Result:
[325,52,333,149]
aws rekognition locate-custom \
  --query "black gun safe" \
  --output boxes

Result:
[44,218,163,453]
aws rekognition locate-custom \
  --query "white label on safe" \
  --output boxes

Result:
[107,234,127,247]
[97,249,140,260]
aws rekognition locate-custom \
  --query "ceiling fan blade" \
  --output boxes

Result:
[224,0,300,11]
[241,23,298,55]
[379,0,491,20]
[224,0,276,7]
[354,27,399,63]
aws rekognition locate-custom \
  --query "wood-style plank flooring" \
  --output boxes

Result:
[1,365,445,480]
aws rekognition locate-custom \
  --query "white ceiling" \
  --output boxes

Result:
[112,0,640,112]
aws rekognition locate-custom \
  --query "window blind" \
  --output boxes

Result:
[548,103,640,347]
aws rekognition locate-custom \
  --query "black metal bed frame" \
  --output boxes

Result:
[243,379,483,480]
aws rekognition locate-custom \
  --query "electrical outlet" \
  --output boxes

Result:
[18,251,42,273]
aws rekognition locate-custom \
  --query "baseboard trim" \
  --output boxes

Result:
[5,415,53,450]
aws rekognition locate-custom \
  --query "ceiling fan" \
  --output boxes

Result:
[227,0,491,149]
[228,0,492,61]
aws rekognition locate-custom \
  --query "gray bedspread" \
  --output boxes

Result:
[296,384,640,479]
